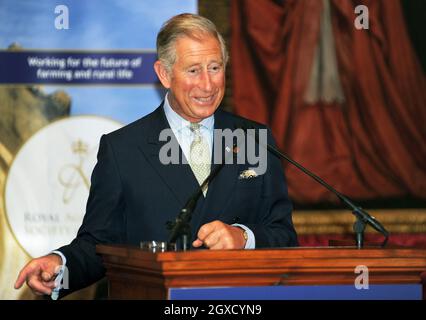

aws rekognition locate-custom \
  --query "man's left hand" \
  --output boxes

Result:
[192,220,247,249]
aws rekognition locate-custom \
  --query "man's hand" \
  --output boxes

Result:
[192,220,247,249]
[14,254,62,296]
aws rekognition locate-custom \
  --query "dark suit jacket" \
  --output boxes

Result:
[58,105,297,293]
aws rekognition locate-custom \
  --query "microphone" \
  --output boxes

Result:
[238,119,389,248]
[167,143,237,250]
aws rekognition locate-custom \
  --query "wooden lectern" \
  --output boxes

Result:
[96,245,426,299]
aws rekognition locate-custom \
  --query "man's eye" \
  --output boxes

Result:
[188,68,199,74]
[209,65,222,72]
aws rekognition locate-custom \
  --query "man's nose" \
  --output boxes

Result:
[199,70,213,92]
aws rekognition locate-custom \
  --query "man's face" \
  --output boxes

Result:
[155,35,225,122]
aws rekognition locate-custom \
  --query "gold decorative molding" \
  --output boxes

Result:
[293,209,426,234]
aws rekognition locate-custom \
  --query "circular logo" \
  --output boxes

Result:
[4,116,122,258]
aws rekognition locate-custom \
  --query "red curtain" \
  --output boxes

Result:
[231,0,426,204]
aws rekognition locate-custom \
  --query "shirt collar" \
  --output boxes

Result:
[163,92,214,133]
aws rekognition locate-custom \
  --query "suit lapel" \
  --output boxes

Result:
[137,105,201,207]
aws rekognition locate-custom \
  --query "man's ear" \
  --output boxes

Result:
[154,60,171,89]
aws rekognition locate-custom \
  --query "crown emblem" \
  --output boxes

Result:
[72,139,88,155]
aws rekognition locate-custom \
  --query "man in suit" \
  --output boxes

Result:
[15,13,297,297]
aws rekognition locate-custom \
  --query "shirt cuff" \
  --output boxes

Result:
[50,250,67,300]
[232,224,256,249]
[51,250,66,266]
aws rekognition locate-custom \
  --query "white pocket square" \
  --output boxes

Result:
[238,169,258,179]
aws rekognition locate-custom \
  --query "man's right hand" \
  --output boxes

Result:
[14,254,62,296]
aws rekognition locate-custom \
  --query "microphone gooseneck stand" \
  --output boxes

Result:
[242,123,389,249]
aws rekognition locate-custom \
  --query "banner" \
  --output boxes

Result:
[0,0,197,299]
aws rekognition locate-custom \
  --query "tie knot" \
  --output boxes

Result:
[189,122,201,133]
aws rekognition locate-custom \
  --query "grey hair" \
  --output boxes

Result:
[156,13,229,72]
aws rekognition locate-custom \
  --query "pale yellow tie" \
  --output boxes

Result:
[189,123,211,196]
